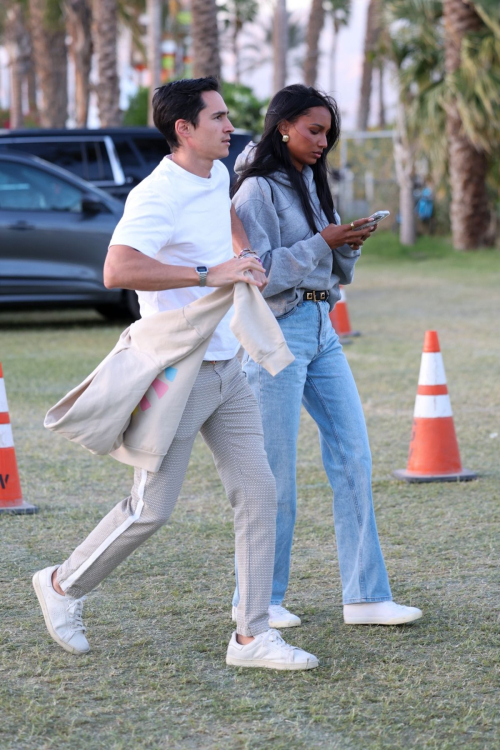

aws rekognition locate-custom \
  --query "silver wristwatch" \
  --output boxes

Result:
[196,265,208,287]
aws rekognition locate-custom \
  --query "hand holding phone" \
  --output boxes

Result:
[356,210,390,231]
[321,218,373,250]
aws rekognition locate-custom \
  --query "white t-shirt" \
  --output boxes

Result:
[110,156,239,361]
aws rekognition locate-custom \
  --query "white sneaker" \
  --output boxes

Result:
[344,600,423,625]
[226,628,318,670]
[32,565,90,655]
[268,604,301,628]
[231,604,301,628]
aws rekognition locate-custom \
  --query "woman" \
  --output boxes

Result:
[231,84,422,628]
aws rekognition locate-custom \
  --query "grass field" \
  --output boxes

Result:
[1,232,499,749]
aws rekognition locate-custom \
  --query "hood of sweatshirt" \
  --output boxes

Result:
[234,141,316,192]
[234,141,257,175]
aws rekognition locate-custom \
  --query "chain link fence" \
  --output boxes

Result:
[328,131,399,225]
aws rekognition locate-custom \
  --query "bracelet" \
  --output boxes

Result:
[239,248,263,265]
[239,254,263,265]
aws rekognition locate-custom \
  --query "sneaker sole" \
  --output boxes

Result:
[32,572,90,655]
[226,655,318,670]
[344,611,423,625]
[268,619,301,628]
[232,616,301,628]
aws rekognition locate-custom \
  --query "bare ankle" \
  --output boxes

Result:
[236,634,255,645]
[51,568,65,596]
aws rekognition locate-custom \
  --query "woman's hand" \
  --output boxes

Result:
[206,256,267,288]
[320,218,375,251]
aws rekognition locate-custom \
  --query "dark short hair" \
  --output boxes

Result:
[152,77,220,150]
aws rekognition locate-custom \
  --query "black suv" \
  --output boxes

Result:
[0,151,139,319]
[0,127,252,200]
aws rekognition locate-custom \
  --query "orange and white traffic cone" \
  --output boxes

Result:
[329,286,360,338]
[393,331,476,483]
[0,363,38,514]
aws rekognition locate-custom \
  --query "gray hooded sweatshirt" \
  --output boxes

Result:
[231,142,361,318]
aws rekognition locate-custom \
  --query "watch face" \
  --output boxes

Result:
[197,266,208,273]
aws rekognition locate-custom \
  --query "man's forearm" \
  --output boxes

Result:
[104,245,198,291]
[231,204,251,255]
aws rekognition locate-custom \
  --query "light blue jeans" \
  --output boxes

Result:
[233,299,392,606]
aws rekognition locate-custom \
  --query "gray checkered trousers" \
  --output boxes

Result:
[57,358,277,636]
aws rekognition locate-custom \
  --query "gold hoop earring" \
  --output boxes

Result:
[282,134,289,143]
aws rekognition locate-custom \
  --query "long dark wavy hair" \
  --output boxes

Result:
[231,84,341,233]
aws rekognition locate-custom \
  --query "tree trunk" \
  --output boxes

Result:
[394,101,415,246]
[29,0,68,127]
[64,0,92,128]
[233,21,240,84]
[377,62,385,128]
[443,0,490,249]
[91,0,121,126]
[273,0,287,92]
[304,0,325,87]
[26,53,38,116]
[4,4,31,129]
[147,0,162,125]
[329,20,338,94]
[356,0,380,131]
[191,0,221,79]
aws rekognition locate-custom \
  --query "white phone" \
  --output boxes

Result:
[356,210,390,231]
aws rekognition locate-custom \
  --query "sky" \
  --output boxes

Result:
[221,0,396,131]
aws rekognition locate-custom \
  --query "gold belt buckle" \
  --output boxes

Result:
[305,291,326,301]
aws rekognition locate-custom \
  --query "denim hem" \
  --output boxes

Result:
[343,597,393,604]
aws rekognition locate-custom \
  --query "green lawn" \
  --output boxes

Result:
[1,233,499,749]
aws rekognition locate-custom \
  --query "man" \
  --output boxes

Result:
[33,77,318,671]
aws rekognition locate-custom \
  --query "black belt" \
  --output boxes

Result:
[303,290,329,302]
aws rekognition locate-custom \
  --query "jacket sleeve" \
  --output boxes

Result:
[330,210,361,285]
[233,189,333,298]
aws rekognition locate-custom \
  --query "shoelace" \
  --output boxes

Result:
[264,628,299,653]
[66,596,87,634]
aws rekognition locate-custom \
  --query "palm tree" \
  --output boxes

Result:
[236,10,304,85]
[327,0,351,93]
[91,0,121,126]
[443,0,491,249]
[387,0,499,249]
[219,0,258,84]
[191,0,221,79]
[3,2,31,128]
[376,62,385,127]
[356,0,381,130]
[147,0,162,125]
[393,99,416,245]
[29,0,68,127]
[304,0,325,87]
[273,0,287,92]
[64,0,92,128]
[386,0,445,245]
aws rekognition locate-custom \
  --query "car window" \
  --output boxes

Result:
[113,138,141,168]
[132,137,169,167]
[0,161,83,212]
[85,141,113,181]
[4,140,86,179]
